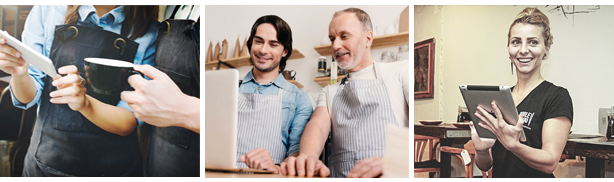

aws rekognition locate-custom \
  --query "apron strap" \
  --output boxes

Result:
[340,74,349,85]
[169,5,181,19]
[340,62,383,85]
[373,62,383,80]
[237,79,283,97]
[277,87,283,97]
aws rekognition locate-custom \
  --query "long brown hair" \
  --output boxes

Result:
[64,5,158,40]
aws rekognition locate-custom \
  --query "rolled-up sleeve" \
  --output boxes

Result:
[10,66,45,110]
[287,92,313,156]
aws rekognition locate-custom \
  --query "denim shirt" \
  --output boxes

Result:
[239,69,313,156]
[9,5,157,114]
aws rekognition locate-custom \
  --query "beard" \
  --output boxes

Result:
[251,55,281,72]
[338,54,361,70]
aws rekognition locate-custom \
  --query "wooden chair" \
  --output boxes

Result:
[440,141,492,178]
[414,134,440,178]
[0,86,37,176]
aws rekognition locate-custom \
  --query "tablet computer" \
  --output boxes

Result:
[0,31,57,78]
[459,85,526,141]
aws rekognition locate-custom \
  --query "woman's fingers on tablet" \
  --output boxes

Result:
[478,121,495,134]
[474,110,493,129]
[476,107,494,125]
[468,122,481,138]
[491,102,507,126]
[0,41,20,58]
[0,45,23,66]
[478,109,501,133]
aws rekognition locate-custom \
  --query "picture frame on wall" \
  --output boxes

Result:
[414,38,435,99]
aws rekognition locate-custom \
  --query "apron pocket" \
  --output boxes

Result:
[33,156,75,177]
[50,107,93,133]
[155,66,193,96]
[155,126,191,149]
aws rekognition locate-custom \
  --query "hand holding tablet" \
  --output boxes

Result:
[0,30,57,78]
[459,85,527,142]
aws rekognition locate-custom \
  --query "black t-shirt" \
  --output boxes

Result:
[492,81,573,178]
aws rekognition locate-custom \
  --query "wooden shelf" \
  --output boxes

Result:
[313,75,346,87]
[313,31,409,56]
[287,79,303,89]
[205,49,305,70]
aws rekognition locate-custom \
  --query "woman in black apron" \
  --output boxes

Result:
[0,5,158,176]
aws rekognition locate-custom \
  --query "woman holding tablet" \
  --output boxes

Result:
[0,5,157,176]
[469,7,573,178]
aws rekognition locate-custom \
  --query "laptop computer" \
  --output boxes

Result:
[204,69,272,173]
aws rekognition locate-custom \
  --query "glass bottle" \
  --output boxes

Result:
[316,56,327,77]
[396,44,410,61]
[330,57,338,85]
[381,51,395,63]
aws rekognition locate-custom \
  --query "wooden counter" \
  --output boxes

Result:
[205,171,327,178]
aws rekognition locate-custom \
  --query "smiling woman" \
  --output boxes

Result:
[507,7,552,77]
[470,7,574,178]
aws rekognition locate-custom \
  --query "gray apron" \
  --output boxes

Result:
[145,18,200,177]
[328,62,398,177]
[236,88,286,167]
[22,24,141,176]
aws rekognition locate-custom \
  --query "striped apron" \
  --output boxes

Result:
[236,89,286,168]
[329,62,398,177]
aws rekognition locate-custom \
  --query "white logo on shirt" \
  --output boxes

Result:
[519,111,534,130]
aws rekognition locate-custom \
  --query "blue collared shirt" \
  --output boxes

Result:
[10,5,158,114]
[239,69,313,157]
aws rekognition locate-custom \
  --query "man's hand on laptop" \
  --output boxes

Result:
[240,147,280,173]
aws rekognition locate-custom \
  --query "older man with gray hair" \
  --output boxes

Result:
[279,7,410,178]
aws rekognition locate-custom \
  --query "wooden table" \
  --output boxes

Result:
[205,171,326,178]
[564,133,614,178]
[415,123,614,178]
[414,123,471,178]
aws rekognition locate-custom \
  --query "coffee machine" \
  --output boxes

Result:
[599,108,610,134]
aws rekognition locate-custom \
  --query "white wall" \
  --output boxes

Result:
[205,5,408,105]
[415,4,614,140]
[415,5,614,178]
[414,5,443,122]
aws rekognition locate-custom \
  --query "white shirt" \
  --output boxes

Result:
[316,60,410,127]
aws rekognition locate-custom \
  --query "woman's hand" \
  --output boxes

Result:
[49,65,89,111]
[0,34,29,76]
[468,121,496,151]
[474,102,524,151]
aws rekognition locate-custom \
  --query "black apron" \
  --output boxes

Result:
[144,19,200,177]
[22,24,142,176]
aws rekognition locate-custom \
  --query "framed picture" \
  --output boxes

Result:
[414,38,435,99]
